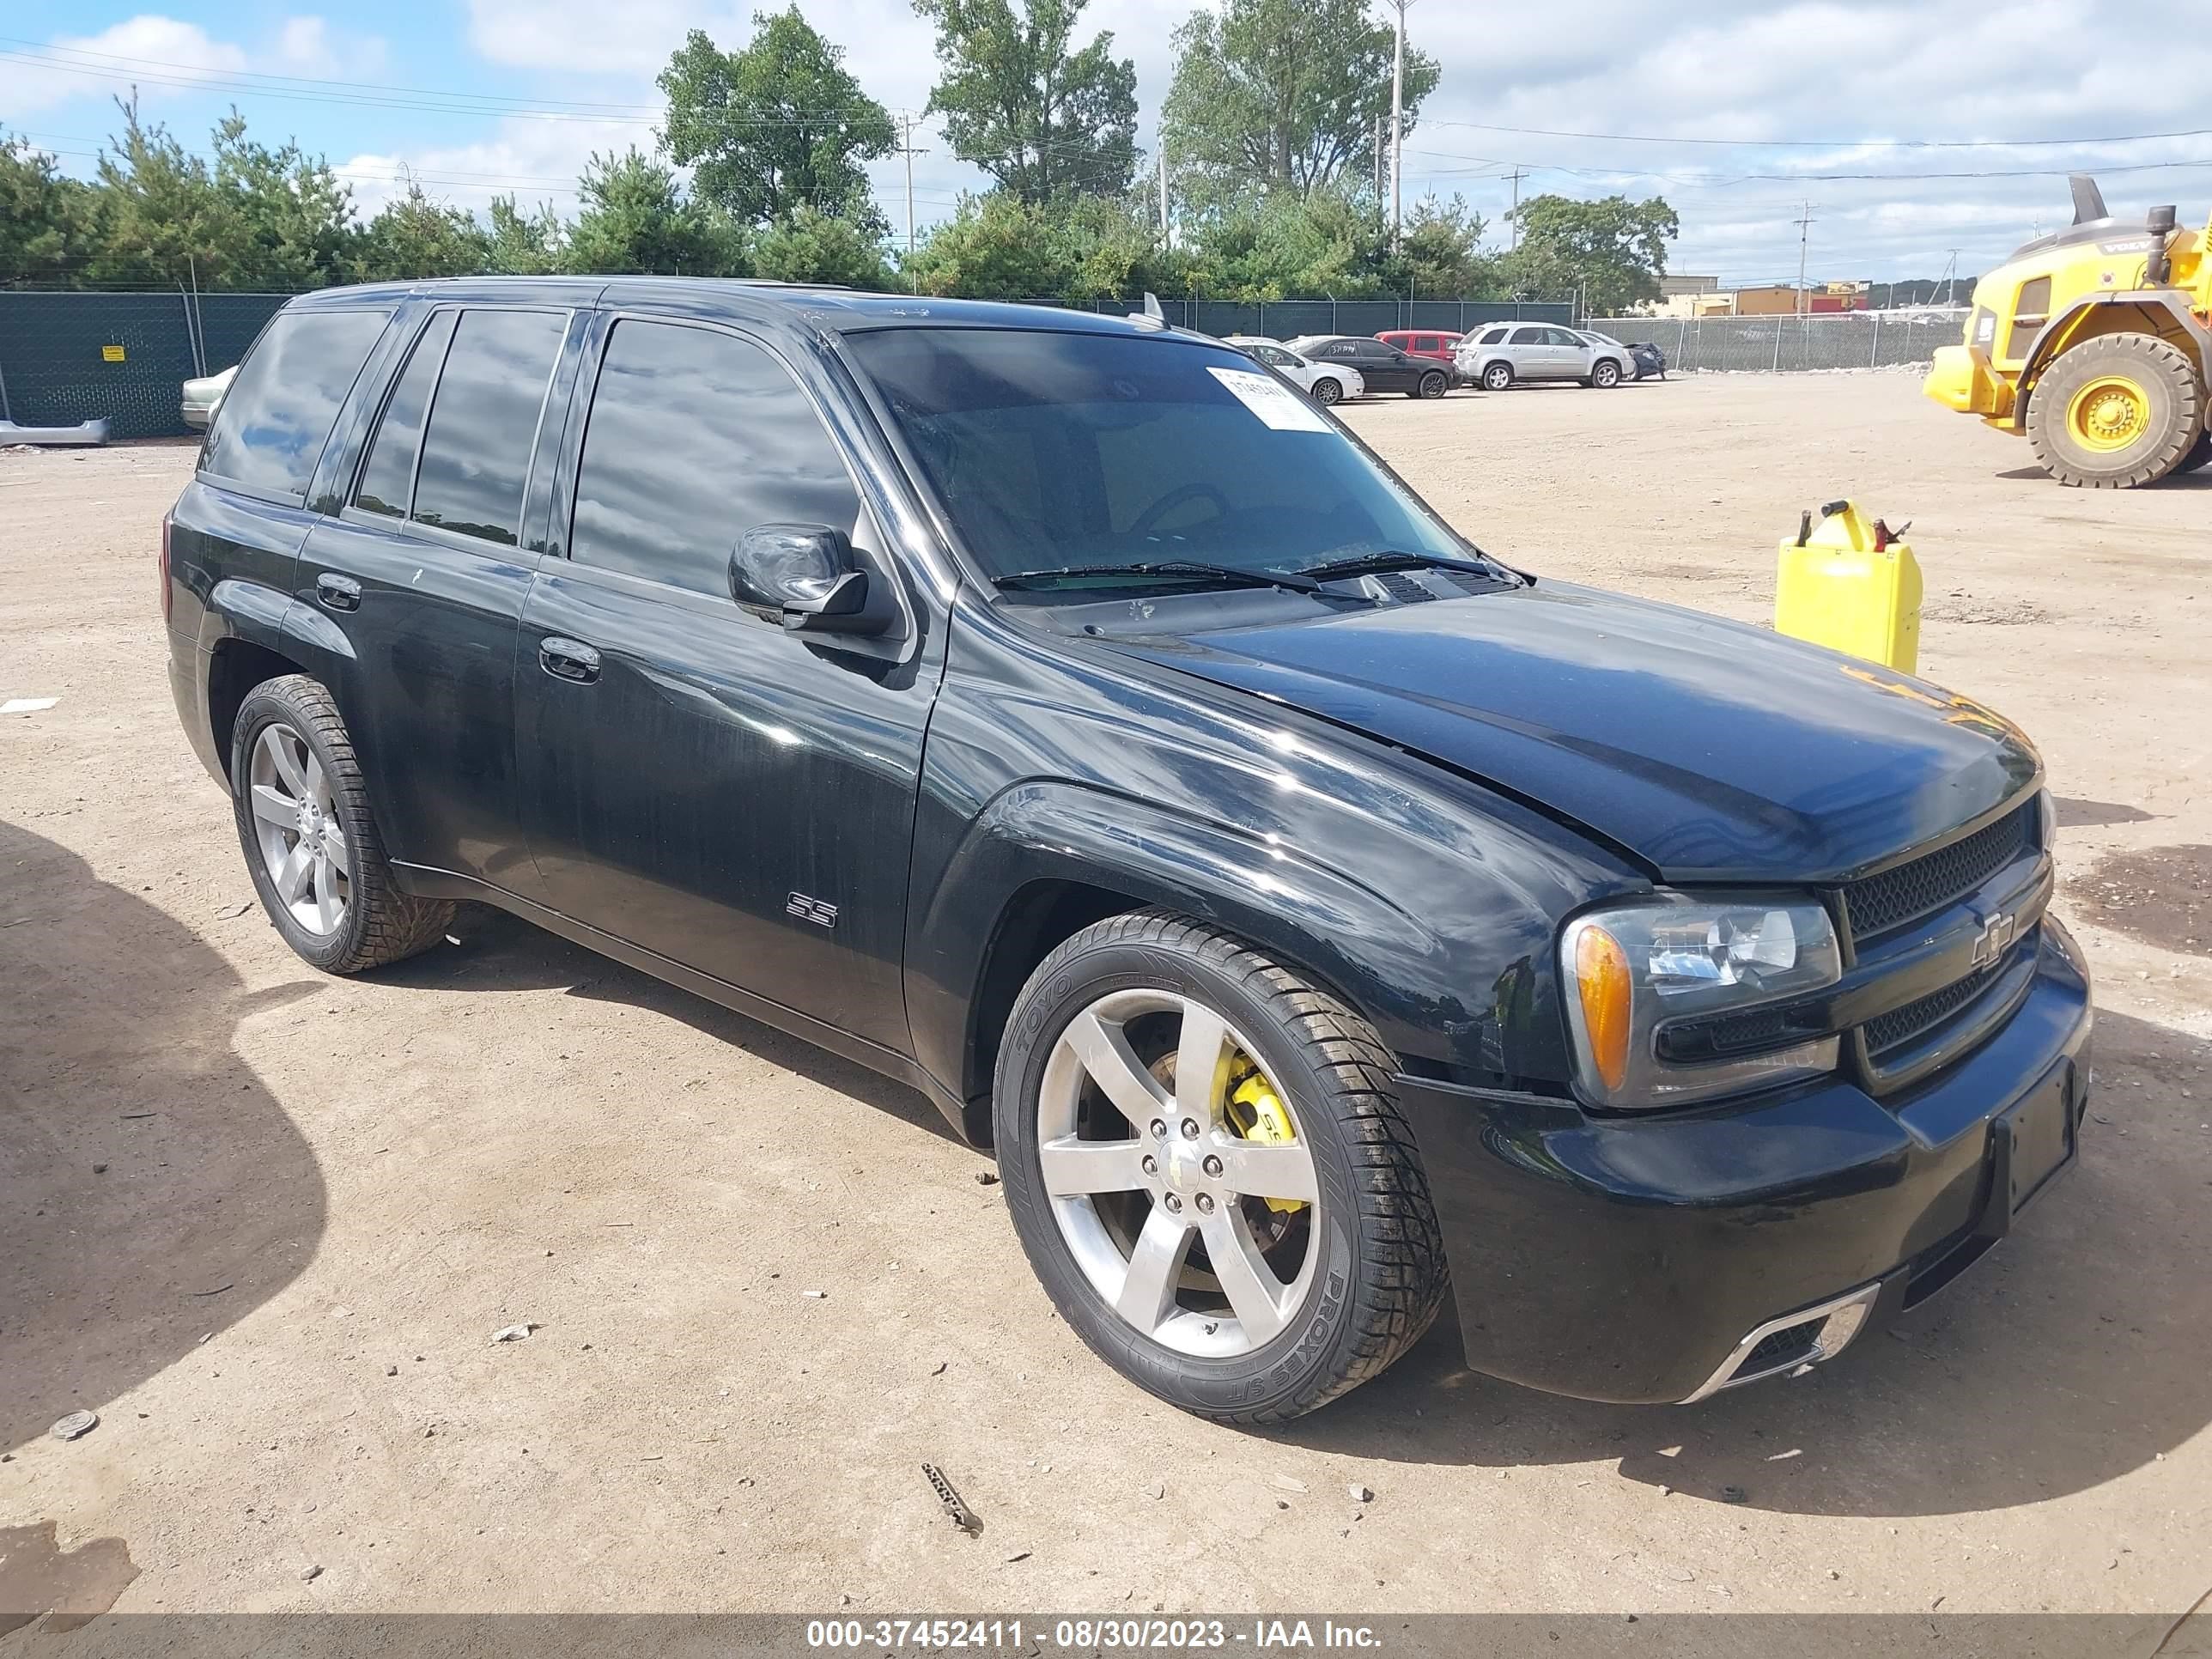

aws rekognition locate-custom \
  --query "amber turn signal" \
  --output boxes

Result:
[1574,925,1632,1093]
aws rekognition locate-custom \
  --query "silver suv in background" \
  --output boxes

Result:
[1456,324,1631,391]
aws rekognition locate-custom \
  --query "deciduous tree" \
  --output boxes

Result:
[659,12,896,232]
[1162,0,1437,204]
[1501,193,1678,313]
[913,0,1137,204]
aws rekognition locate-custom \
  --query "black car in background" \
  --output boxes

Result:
[165,279,2090,1423]
[1626,338,1668,379]
[1281,333,1456,398]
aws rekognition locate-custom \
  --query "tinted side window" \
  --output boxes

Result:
[411,309,568,547]
[353,311,458,520]
[1480,327,1510,344]
[1547,327,1584,347]
[200,309,391,497]
[569,319,860,600]
[1509,326,1544,345]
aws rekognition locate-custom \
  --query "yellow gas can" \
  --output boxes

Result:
[1774,500,1922,674]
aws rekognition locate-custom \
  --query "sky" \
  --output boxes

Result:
[6,0,2212,284]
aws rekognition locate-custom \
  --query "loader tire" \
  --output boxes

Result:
[2026,332,2204,489]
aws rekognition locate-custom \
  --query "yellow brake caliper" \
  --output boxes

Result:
[1225,1060,1307,1215]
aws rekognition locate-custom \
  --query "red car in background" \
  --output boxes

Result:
[1376,329,1460,365]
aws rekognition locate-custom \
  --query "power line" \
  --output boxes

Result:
[1415,113,2212,150]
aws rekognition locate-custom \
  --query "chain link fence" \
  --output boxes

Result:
[0,290,291,440]
[1583,309,1972,373]
[4,290,1582,441]
[1030,296,1576,340]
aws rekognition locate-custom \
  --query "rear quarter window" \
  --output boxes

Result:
[199,309,392,499]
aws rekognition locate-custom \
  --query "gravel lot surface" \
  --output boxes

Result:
[3,374,2207,1634]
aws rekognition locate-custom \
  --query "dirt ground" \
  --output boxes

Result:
[3,373,2209,1635]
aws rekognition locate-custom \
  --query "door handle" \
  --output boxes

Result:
[538,635,601,684]
[315,572,361,612]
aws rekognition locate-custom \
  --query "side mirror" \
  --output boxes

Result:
[729,524,890,636]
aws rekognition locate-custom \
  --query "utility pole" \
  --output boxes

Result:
[1375,115,1385,219]
[899,114,930,260]
[1505,166,1529,249]
[1792,200,1817,316]
[1939,247,1961,307]
[1384,0,1412,250]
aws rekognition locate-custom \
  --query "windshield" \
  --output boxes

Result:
[845,327,1464,583]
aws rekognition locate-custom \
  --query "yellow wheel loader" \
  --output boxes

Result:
[1924,176,2211,487]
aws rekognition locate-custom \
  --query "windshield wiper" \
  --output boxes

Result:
[992,561,1371,600]
[1297,550,1522,585]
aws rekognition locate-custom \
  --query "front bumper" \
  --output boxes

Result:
[1396,919,2093,1405]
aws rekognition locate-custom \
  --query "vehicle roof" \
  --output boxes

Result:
[283,276,1185,340]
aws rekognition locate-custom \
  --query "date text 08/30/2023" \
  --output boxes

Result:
[805,1619,1384,1651]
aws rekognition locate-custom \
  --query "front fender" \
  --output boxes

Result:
[902,608,1647,1126]
[908,780,1450,1106]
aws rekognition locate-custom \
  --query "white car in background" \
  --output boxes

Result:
[1455,323,1632,390]
[181,365,238,430]
[1223,337,1365,406]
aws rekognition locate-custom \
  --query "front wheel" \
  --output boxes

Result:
[994,912,1449,1423]
[1592,360,1622,388]
[1310,376,1343,407]
[1415,370,1449,400]
[2026,331,2205,488]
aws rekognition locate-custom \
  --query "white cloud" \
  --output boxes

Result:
[0,13,389,119]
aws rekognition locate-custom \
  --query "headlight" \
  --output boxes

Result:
[1559,894,1842,1110]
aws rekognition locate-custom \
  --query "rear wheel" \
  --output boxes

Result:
[1480,362,1513,392]
[1310,376,1343,407]
[1415,369,1449,400]
[1592,359,1622,388]
[2026,332,2205,488]
[994,911,1449,1423]
[231,675,453,974]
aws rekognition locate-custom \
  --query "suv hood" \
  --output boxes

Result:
[1113,581,2040,883]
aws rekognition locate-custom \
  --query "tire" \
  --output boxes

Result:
[2174,427,2212,475]
[230,674,454,975]
[994,910,1449,1424]
[1480,362,1513,392]
[1310,376,1343,407]
[1415,370,1449,400]
[1592,359,1622,388]
[2025,331,2205,488]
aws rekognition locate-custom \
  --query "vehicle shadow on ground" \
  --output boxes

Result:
[0,819,326,1450]
[1999,463,2212,489]
[1277,1006,2211,1519]
[370,902,965,1146]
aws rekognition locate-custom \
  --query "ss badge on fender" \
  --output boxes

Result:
[785,892,838,929]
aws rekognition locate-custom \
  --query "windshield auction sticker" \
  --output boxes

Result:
[1206,366,1334,433]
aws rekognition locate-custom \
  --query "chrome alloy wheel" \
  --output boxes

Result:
[246,721,349,936]
[1036,988,1321,1358]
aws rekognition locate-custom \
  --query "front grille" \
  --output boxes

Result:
[1863,951,2011,1058]
[1843,801,2033,942]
